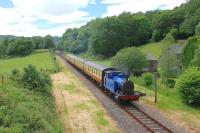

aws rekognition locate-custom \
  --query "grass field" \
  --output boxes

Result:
[0,50,57,74]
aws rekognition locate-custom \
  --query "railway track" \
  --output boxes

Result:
[121,103,173,133]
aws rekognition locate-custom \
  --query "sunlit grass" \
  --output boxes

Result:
[0,50,57,74]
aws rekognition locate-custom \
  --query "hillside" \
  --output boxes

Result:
[139,40,187,59]
[0,35,16,41]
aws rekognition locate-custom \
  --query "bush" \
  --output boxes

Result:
[175,67,200,106]
[166,78,176,88]
[10,69,20,81]
[22,64,51,93]
[142,73,153,86]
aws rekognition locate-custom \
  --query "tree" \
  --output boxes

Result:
[182,37,199,68]
[159,49,179,83]
[44,35,54,49]
[15,37,34,55]
[0,42,7,57]
[31,36,44,49]
[112,47,147,75]
[89,14,152,57]
[6,37,33,56]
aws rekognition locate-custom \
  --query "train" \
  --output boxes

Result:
[62,53,145,101]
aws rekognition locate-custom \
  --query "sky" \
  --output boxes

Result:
[0,0,186,37]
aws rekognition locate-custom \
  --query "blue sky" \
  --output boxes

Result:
[0,0,13,8]
[0,0,186,36]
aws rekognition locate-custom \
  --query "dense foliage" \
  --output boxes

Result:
[60,0,200,56]
[0,35,56,57]
[182,36,200,68]
[176,67,200,106]
[112,47,147,75]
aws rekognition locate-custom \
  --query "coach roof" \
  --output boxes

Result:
[84,61,112,71]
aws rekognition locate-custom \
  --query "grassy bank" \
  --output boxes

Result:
[0,77,64,132]
[0,50,64,132]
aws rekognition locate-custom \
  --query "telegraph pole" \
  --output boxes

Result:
[154,72,157,103]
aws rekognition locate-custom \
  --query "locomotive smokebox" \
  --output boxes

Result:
[121,81,134,95]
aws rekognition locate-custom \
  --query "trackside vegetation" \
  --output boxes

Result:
[0,51,63,132]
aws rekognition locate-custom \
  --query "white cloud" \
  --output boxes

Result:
[102,0,186,17]
[0,0,187,36]
[0,0,92,36]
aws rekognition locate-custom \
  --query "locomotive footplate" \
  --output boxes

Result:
[115,91,146,101]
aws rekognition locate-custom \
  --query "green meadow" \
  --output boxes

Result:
[0,50,57,74]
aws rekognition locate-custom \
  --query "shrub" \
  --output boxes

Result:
[166,78,176,88]
[10,69,20,81]
[22,64,51,93]
[142,73,153,86]
[175,67,200,106]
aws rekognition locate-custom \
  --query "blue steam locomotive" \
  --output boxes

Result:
[64,53,145,101]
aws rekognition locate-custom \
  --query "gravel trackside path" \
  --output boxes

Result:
[52,57,120,133]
